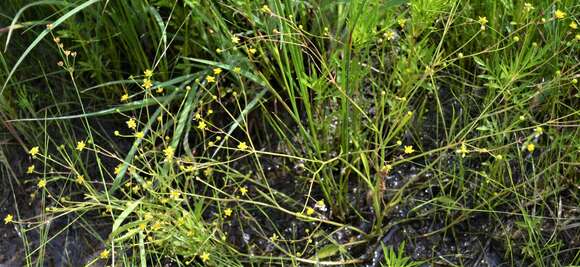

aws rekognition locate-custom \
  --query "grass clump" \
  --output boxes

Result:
[0,0,579,266]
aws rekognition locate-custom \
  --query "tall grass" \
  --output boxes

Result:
[1,0,579,266]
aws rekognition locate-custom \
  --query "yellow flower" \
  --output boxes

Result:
[126,118,137,129]
[315,200,326,211]
[4,214,13,224]
[121,93,129,102]
[306,207,315,216]
[457,142,469,158]
[231,35,240,44]
[534,126,543,137]
[527,143,535,152]
[496,154,503,160]
[170,190,180,199]
[237,141,248,150]
[260,5,271,13]
[142,79,153,89]
[99,249,110,259]
[270,233,278,242]
[163,146,174,161]
[224,208,233,217]
[156,87,164,94]
[213,68,222,75]
[206,75,216,83]
[570,21,578,30]
[27,165,35,174]
[397,18,407,28]
[114,164,123,175]
[198,121,207,130]
[381,164,393,173]
[233,67,241,73]
[247,48,257,55]
[135,131,144,139]
[576,34,580,41]
[29,146,40,157]
[75,175,84,184]
[478,16,488,24]
[383,30,395,41]
[239,186,248,196]
[478,16,488,30]
[38,179,47,188]
[144,69,153,78]
[523,3,534,12]
[404,145,415,154]
[554,10,566,19]
[76,140,86,151]
[200,252,210,263]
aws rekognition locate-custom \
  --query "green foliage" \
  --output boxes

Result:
[0,0,578,266]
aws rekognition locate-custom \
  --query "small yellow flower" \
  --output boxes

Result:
[478,16,488,30]
[206,75,216,83]
[306,207,315,216]
[200,252,210,263]
[27,165,35,174]
[224,208,233,217]
[404,145,415,154]
[523,3,534,12]
[100,249,110,259]
[156,87,164,94]
[315,200,326,210]
[121,93,129,102]
[170,190,180,199]
[260,5,271,13]
[496,154,503,160]
[527,143,535,152]
[237,141,248,150]
[213,68,222,75]
[38,179,47,188]
[576,34,580,41]
[570,21,578,30]
[134,131,144,139]
[534,126,543,137]
[457,142,469,158]
[231,35,240,44]
[554,10,566,20]
[76,140,86,151]
[4,214,13,224]
[270,233,278,242]
[233,67,241,73]
[114,164,123,175]
[381,164,393,173]
[478,16,488,24]
[239,186,248,196]
[144,69,153,78]
[142,79,153,89]
[397,18,407,28]
[198,121,207,130]
[126,118,137,129]
[29,146,40,157]
[163,147,174,162]
[247,48,257,55]
[396,140,402,146]
[76,175,84,184]
[383,30,395,41]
